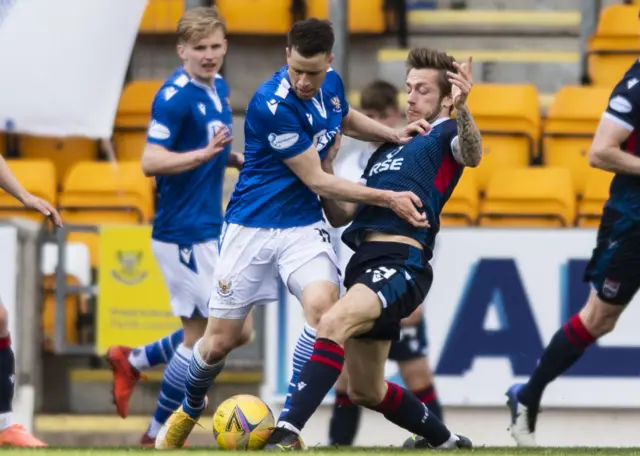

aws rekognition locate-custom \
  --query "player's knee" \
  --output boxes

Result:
[238,326,254,347]
[198,333,238,363]
[302,288,338,327]
[317,308,349,344]
[347,382,385,408]
[580,291,623,337]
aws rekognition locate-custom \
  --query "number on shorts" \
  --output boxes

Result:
[314,228,331,243]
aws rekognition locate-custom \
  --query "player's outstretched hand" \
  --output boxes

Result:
[394,119,432,144]
[22,194,62,227]
[200,127,232,162]
[388,191,429,228]
[449,56,473,109]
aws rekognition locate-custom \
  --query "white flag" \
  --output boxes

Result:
[0,0,148,139]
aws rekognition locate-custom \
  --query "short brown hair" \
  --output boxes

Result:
[360,80,399,112]
[406,48,457,99]
[177,6,226,44]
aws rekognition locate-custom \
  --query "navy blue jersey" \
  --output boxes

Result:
[224,66,349,228]
[342,118,462,260]
[146,67,232,244]
[603,58,640,217]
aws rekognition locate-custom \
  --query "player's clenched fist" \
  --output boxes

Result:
[388,191,429,228]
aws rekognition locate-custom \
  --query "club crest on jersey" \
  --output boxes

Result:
[330,96,342,113]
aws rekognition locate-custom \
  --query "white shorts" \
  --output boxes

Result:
[209,221,340,319]
[151,239,218,318]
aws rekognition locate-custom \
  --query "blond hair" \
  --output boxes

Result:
[177,6,226,44]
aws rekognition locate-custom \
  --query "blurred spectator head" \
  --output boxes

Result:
[360,80,402,128]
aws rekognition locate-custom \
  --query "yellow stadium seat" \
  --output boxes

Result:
[307,0,385,33]
[479,167,575,228]
[114,80,163,161]
[587,5,640,86]
[576,168,614,228]
[218,0,385,34]
[139,0,184,33]
[218,0,291,34]
[0,159,56,223]
[469,136,531,193]
[59,162,154,267]
[441,171,478,226]
[41,275,84,352]
[19,136,98,184]
[543,86,611,196]
[466,84,541,185]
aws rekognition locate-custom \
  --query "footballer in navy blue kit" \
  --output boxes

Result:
[506,56,640,446]
[268,48,482,451]
[106,7,251,447]
[156,19,433,450]
[328,80,444,448]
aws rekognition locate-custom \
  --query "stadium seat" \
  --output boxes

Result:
[41,274,84,351]
[139,0,184,33]
[479,167,575,228]
[19,136,99,183]
[441,171,478,226]
[576,168,613,228]
[217,0,292,34]
[59,162,154,266]
[587,4,640,86]
[307,0,385,33]
[114,80,163,161]
[40,243,91,352]
[0,159,56,223]
[543,86,611,196]
[466,84,541,191]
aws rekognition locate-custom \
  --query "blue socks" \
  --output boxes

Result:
[128,329,184,371]
[182,339,225,419]
[279,324,316,420]
[146,343,192,438]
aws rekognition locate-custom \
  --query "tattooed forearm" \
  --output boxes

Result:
[453,105,482,167]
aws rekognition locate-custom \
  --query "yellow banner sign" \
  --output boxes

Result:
[96,225,180,354]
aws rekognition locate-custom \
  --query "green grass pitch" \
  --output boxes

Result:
[4,448,640,456]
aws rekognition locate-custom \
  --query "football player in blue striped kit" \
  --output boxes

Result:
[266,47,482,450]
[106,6,251,446]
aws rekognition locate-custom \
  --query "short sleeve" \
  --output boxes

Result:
[251,96,313,160]
[146,87,187,150]
[603,77,640,132]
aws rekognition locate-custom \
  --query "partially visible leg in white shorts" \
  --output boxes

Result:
[209,221,341,319]
[151,239,219,318]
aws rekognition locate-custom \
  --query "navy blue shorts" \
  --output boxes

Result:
[343,241,433,341]
[584,206,640,305]
[388,319,428,361]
